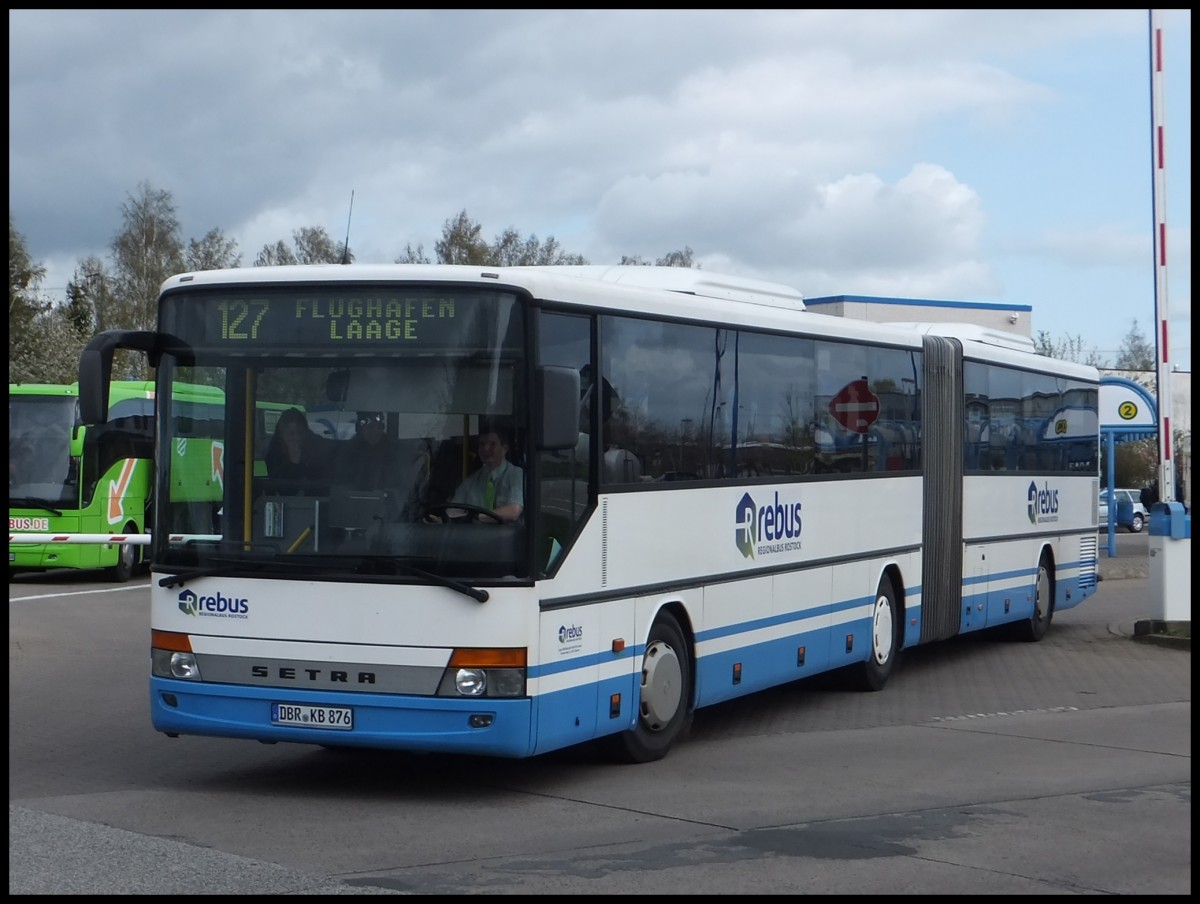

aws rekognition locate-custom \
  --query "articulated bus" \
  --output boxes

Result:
[77,264,1100,762]
[10,380,223,581]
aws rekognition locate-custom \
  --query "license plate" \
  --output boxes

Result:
[271,703,353,730]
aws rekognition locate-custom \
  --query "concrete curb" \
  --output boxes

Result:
[1132,619,1192,650]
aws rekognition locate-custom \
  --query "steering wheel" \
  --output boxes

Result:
[424,503,504,525]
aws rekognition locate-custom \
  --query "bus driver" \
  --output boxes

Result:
[425,422,523,523]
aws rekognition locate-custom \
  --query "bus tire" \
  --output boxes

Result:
[1014,552,1054,643]
[106,529,137,583]
[603,612,692,764]
[851,574,900,692]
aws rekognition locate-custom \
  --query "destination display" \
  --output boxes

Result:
[163,288,520,350]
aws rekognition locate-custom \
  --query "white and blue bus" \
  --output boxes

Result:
[77,264,1100,763]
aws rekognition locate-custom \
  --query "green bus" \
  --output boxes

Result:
[9,380,226,581]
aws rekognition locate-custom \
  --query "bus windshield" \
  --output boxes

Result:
[156,284,528,582]
[9,392,78,507]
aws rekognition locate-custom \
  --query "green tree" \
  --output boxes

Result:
[620,246,697,268]
[1115,319,1155,370]
[63,256,113,335]
[254,240,297,267]
[186,227,242,271]
[9,213,49,378]
[10,307,90,384]
[432,210,491,265]
[400,209,700,270]
[490,227,587,266]
[402,210,588,266]
[255,225,349,266]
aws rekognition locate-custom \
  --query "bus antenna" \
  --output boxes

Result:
[340,190,354,265]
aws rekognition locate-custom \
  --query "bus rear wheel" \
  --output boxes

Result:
[1014,552,1054,643]
[851,575,900,692]
[603,612,692,764]
[106,529,137,583]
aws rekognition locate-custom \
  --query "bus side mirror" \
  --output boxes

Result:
[78,329,159,423]
[536,365,580,451]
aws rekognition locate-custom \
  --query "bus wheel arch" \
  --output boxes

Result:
[106,523,138,583]
[602,604,694,764]
[852,570,902,692]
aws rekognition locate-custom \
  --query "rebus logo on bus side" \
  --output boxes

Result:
[734,491,803,560]
[1026,480,1060,525]
[558,624,583,644]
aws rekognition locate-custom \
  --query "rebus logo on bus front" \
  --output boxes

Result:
[735,491,804,560]
[178,588,250,618]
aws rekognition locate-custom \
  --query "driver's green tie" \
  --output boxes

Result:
[485,472,495,509]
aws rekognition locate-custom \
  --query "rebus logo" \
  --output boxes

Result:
[178,588,250,618]
[734,490,803,559]
[558,624,583,644]
[1026,480,1060,524]
[734,492,757,559]
[178,589,198,616]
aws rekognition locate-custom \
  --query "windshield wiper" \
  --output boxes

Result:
[357,556,489,603]
[159,553,489,603]
[160,561,276,588]
[10,497,64,516]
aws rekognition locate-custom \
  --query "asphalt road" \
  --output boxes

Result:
[8,539,1190,895]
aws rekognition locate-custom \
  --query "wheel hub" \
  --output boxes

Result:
[639,640,682,729]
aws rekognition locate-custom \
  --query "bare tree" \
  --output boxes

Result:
[1033,330,1106,366]
[395,242,432,264]
[109,181,185,334]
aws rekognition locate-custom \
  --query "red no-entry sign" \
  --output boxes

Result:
[829,378,880,433]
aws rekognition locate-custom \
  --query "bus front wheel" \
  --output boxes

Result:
[603,612,692,764]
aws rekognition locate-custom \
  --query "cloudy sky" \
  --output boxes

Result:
[8,9,1192,370]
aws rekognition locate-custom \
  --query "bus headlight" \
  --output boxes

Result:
[152,648,202,680]
[438,666,525,698]
[436,648,527,698]
[455,668,487,696]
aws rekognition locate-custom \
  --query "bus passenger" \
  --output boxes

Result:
[334,411,404,490]
[425,422,523,523]
[265,408,331,483]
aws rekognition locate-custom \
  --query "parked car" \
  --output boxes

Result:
[1098,488,1148,533]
